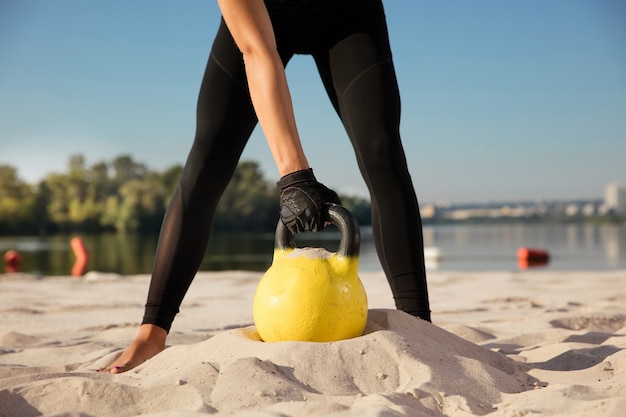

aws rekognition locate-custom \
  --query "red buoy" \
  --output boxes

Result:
[71,237,89,277]
[4,250,22,273]
[517,247,550,269]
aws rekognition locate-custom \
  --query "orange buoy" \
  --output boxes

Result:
[4,250,22,273]
[517,247,549,270]
[71,237,89,277]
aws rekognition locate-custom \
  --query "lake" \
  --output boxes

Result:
[1,223,625,276]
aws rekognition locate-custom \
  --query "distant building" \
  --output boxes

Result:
[565,204,579,216]
[421,204,436,219]
[581,203,596,217]
[604,183,626,215]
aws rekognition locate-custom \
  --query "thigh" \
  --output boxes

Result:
[312,3,400,149]
[315,55,403,179]
[183,20,260,193]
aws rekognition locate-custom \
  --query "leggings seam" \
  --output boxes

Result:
[210,52,248,93]
[339,57,392,100]
[336,58,394,275]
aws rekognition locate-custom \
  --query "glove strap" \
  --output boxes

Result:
[276,168,316,189]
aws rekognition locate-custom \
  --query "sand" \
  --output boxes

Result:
[1,268,625,416]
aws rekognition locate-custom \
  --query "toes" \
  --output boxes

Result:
[96,363,128,374]
[110,365,127,374]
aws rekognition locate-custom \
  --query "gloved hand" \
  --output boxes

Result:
[277,168,341,234]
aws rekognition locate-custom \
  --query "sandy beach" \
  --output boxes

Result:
[1,268,625,416]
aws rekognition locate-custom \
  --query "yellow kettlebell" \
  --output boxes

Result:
[253,204,368,342]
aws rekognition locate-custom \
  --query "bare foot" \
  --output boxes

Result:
[99,324,167,374]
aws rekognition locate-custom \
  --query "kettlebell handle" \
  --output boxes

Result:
[276,203,360,258]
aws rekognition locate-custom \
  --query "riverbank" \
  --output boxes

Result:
[1,269,625,416]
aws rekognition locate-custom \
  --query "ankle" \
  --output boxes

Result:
[136,323,168,344]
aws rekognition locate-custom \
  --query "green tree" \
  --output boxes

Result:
[159,164,183,204]
[112,155,148,186]
[67,155,101,229]
[338,195,372,226]
[100,195,122,231]
[41,172,71,230]
[2,154,373,235]
[0,165,37,233]
[215,161,279,231]
[109,172,168,232]
[39,155,104,231]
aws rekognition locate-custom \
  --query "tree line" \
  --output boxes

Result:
[0,154,372,235]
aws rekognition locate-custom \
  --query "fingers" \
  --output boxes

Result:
[304,208,320,232]
[281,205,323,234]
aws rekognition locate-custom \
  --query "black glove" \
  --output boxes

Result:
[277,168,341,234]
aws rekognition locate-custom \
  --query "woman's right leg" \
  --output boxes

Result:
[101,20,258,373]
[142,20,259,332]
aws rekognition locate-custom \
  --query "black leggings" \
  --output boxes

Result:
[142,0,431,331]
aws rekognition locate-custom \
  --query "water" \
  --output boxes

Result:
[1,223,625,276]
[420,223,626,272]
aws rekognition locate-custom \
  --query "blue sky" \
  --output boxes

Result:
[1,0,625,203]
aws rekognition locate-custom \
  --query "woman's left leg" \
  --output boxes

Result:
[312,3,431,321]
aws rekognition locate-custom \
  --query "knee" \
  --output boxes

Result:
[356,132,407,177]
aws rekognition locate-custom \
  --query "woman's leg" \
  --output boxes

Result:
[313,7,431,321]
[141,20,260,332]
[103,18,304,373]
[100,21,261,373]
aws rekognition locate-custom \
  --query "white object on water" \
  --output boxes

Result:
[424,246,442,271]
[423,247,442,262]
